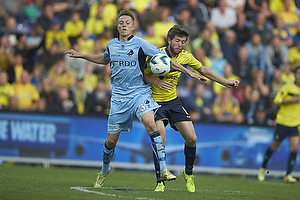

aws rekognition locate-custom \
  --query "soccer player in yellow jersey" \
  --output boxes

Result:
[144,25,240,192]
[257,67,300,183]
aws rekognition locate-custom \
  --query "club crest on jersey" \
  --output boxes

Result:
[127,49,134,56]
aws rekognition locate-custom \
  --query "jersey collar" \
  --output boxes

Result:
[164,47,172,58]
[127,35,134,41]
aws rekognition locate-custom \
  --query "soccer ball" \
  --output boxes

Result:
[149,54,171,76]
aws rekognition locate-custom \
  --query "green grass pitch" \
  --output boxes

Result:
[0,165,299,200]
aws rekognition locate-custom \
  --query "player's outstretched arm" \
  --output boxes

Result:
[198,66,240,89]
[64,49,109,65]
[144,74,173,92]
[170,59,207,82]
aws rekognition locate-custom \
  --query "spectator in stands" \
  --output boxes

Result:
[288,41,300,69]
[2,95,20,112]
[88,0,117,29]
[272,16,293,47]
[212,87,241,123]
[192,28,220,56]
[82,62,98,93]
[26,24,44,51]
[220,30,240,64]
[244,0,271,21]
[7,53,25,84]
[14,70,40,111]
[70,74,89,115]
[231,13,251,45]
[246,70,270,108]
[84,80,110,117]
[176,8,200,42]
[249,12,272,45]
[189,83,213,122]
[265,36,288,81]
[47,59,75,90]
[269,68,283,99]
[86,5,109,38]
[193,48,212,69]
[269,0,297,16]
[43,0,71,25]
[208,46,227,77]
[225,0,246,16]
[292,22,300,46]
[230,46,254,86]
[277,0,300,37]
[45,17,71,53]
[281,63,295,84]
[39,78,59,106]
[0,71,15,110]
[153,6,176,43]
[213,63,241,95]
[77,29,94,54]
[245,33,266,72]
[143,24,166,48]
[253,104,272,126]
[64,11,84,45]
[98,27,114,52]
[0,5,8,28]
[40,42,64,73]
[30,64,44,91]
[49,87,78,115]
[240,88,261,124]
[210,0,237,36]
[36,3,55,32]
[140,0,161,31]
[175,0,209,31]
[0,35,14,71]
[0,16,21,47]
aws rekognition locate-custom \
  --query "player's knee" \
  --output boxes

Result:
[106,139,117,148]
[270,142,280,150]
[290,146,298,153]
[145,121,157,133]
[185,135,197,147]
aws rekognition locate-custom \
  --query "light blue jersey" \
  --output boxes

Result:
[103,35,163,133]
[103,35,163,97]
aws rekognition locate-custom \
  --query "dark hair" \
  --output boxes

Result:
[167,25,189,41]
[117,9,135,22]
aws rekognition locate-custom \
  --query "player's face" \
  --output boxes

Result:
[117,15,135,37]
[168,36,187,56]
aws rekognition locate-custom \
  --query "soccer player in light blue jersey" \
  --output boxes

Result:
[65,9,206,189]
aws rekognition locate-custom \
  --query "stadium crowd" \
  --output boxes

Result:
[0,0,299,126]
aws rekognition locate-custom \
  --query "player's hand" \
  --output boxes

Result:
[188,71,207,82]
[154,79,173,92]
[293,95,300,103]
[225,80,240,89]
[64,49,82,58]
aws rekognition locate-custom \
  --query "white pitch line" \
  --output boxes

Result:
[70,186,161,200]
[71,186,260,196]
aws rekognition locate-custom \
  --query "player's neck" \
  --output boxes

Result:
[119,34,133,42]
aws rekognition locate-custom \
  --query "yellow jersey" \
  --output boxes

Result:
[14,83,40,109]
[0,83,15,107]
[145,47,202,102]
[274,82,300,127]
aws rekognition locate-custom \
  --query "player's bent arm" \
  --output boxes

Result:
[64,49,109,65]
[197,66,239,89]
[143,74,173,92]
[170,59,207,82]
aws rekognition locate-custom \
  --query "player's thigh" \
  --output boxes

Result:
[174,121,197,147]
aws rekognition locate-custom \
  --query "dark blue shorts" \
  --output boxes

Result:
[155,97,191,131]
[274,123,300,142]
